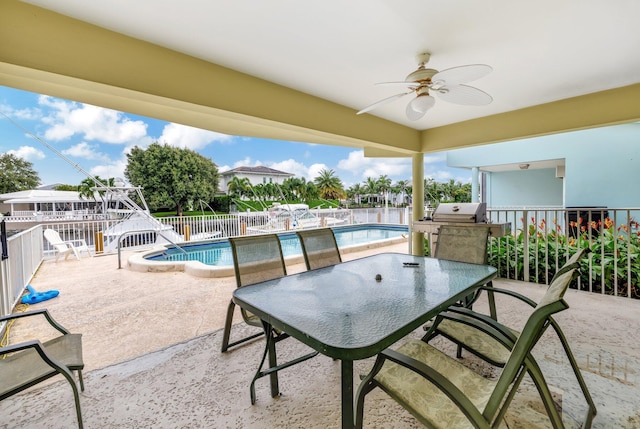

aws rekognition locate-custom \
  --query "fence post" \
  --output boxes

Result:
[184,225,190,241]
[94,231,104,254]
[523,210,529,282]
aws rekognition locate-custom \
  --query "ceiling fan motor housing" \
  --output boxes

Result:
[406,67,438,84]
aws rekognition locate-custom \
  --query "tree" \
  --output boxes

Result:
[362,177,379,206]
[313,169,346,200]
[124,142,219,216]
[0,153,40,193]
[227,176,251,200]
[395,179,410,206]
[347,183,363,206]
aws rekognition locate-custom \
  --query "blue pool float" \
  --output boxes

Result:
[21,284,59,304]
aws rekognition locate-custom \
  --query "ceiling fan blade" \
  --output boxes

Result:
[357,92,412,115]
[434,84,493,106]
[431,64,492,85]
[375,81,422,88]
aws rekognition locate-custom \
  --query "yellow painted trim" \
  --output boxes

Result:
[0,0,420,152]
[421,84,640,152]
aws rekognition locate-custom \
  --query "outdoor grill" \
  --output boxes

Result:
[431,203,487,224]
[412,203,510,254]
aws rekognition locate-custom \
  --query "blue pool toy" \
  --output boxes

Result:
[21,284,59,304]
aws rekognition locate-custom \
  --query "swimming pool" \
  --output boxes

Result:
[128,224,408,278]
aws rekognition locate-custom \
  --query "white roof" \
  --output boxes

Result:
[0,190,86,204]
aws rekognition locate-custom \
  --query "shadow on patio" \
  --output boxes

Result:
[1,246,640,428]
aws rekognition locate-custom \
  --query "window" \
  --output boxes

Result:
[263,177,266,183]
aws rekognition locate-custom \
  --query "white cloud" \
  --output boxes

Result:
[306,163,329,181]
[7,146,46,161]
[233,157,258,168]
[40,96,148,144]
[268,159,313,179]
[0,104,42,121]
[89,159,128,182]
[337,150,411,181]
[159,123,232,150]
[62,142,111,162]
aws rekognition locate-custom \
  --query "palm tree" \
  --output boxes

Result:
[347,183,363,206]
[78,176,115,213]
[395,179,410,206]
[313,169,345,200]
[424,178,441,206]
[362,177,379,206]
[376,175,392,207]
[227,177,251,200]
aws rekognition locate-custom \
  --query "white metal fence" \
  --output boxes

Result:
[3,206,639,324]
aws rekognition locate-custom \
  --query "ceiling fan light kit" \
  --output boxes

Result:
[357,52,493,120]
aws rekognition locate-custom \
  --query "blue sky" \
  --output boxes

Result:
[0,85,471,189]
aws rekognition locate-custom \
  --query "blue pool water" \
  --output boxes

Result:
[146,224,407,267]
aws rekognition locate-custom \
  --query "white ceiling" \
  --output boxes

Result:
[22,0,640,130]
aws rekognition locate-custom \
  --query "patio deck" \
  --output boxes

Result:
[2,241,639,428]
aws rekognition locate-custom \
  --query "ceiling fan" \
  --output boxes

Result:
[357,53,493,121]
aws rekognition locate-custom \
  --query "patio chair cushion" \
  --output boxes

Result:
[374,339,496,429]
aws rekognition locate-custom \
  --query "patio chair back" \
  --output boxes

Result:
[230,234,287,287]
[434,225,490,264]
[44,229,78,261]
[296,228,341,270]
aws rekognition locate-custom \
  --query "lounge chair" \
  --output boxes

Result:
[0,309,85,429]
[43,229,92,262]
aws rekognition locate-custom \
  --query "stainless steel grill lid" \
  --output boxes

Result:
[431,203,487,223]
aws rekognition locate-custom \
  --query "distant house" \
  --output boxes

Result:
[446,123,640,210]
[219,166,294,193]
[0,189,102,222]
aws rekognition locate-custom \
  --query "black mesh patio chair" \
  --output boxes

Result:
[423,247,596,428]
[220,234,318,403]
[0,309,84,429]
[296,228,342,270]
[356,267,587,429]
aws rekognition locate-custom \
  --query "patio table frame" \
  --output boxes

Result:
[233,252,497,429]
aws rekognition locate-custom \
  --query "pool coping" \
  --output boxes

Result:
[128,234,409,278]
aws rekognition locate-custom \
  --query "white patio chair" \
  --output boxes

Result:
[44,229,92,262]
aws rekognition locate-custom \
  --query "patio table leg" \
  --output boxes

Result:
[265,323,280,398]
[341,359,354,429]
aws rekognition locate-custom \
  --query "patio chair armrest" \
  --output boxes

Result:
[381,348,491,429]
[0,308,71,335]
[475,285,537,308]
[1,339,77,382]
[437,310,519,346]
[64,239,88,248]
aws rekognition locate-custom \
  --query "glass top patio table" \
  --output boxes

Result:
[233,252,497,429]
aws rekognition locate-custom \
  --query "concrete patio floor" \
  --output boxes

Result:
[2,241,640,428]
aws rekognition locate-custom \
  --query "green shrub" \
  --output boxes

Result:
[489,216,640,298]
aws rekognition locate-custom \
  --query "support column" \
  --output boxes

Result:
[471,166,479,203]
[412,153,424,256]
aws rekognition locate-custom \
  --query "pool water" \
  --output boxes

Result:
[146,225,407,267]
